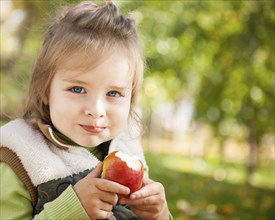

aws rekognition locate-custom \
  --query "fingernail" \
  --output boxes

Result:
[130,194,136,199]
[125,188,130,195]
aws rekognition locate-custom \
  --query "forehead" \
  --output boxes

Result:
[55,51,132,83]
[57,49,105,72]
[57,45,133,73]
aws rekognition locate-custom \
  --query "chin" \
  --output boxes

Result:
[80,137,108,147]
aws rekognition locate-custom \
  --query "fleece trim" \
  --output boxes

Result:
[0,118,148,186]
[0,119,99,186]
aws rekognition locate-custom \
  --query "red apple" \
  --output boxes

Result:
[102,151,144,194]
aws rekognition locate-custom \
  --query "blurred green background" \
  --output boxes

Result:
[1,0,274,219]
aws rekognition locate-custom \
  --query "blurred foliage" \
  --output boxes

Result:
[120,1,274,139]
[146,152,274,220]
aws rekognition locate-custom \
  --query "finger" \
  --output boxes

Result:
[130,181,164,200]
[99,201,114,212]
[96,178,130,196]
[143,177,154,185]
[131,204,156,212]
[87,163,103,178]
[95,210,116,220]
[130,206,158,219]
[98,190,119,206]
[120,194,159,206]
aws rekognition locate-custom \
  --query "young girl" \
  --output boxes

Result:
[0,1,171,219]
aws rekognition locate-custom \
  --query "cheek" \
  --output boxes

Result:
[110,102,131,125]
[49,103,63,127]
[48,94,71,125]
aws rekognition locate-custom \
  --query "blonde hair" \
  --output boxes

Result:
[22,1,144,126]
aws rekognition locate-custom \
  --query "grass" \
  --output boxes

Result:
[145,152,275,220]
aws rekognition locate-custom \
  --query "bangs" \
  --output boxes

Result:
[55,36,138,77]
[57,47,105,73]
[53,34,108,72]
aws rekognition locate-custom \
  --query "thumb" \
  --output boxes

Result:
[143,177,154,185]
[88,162,103,178]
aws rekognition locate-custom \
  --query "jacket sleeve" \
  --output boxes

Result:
[0,162,90,220]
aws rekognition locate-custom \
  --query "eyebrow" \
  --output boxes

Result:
[109,86,131,91]
[64,78,89,86]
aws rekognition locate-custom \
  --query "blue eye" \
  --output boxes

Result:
[107,91,121,97]
[71,86,85,94]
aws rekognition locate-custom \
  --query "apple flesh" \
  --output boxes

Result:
[102,151,144,194]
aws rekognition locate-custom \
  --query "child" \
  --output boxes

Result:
[0,1,171,219]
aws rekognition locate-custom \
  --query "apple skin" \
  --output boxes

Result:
[102,151,144,194]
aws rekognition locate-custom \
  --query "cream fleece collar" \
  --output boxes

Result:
[1,119,100,186]
[1,118,147,186]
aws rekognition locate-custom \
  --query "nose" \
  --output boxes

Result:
[85,97,106,118]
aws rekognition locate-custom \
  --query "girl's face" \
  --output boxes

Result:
[48,52,132,147]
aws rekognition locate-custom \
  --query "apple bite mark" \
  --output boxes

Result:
[115,151,142,171]
[102,151,144,194]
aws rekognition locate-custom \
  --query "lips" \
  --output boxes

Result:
[81,125,106,134]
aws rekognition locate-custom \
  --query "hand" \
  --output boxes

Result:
[119,178,170,219]
[73,163,130,219]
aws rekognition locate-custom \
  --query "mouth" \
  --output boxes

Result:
[80,125,106,134]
